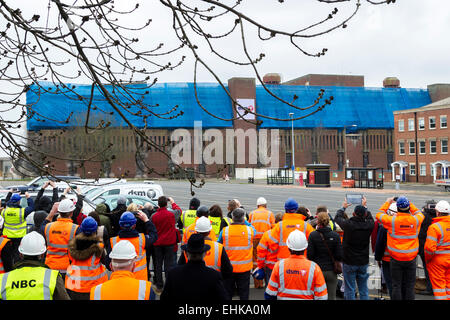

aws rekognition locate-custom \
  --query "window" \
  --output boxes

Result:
[429,116,436,129]
[399,141,405,155]
[441,115,448,129]
[398,119,404,132]
[431,164,435,177]
[419,163,426,176]
[409,163,416,176]
[442,139,448,154]
[418,118,425,130]
[408,118,414,131]
[419,140,426,154]
[409,141,415,155]
[430,139,437,154]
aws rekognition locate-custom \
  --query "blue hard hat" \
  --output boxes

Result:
[396,196,410,210]
[119,211,137,229]
[80,216,98,235]
[11,193,21,203]
[285,198,299,212]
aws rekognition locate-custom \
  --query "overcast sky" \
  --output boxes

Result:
[4,0,450,89]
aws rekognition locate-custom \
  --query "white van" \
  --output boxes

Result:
[84,181,164,202]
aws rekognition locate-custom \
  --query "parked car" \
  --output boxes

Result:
[5,175,81,193]
[82,194,158,215]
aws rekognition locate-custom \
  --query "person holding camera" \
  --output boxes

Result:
[376,196,424,300]
[334,196,374,300]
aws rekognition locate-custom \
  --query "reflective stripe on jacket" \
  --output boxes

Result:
[183,239,223,272]
[90,271,151,300]
[223,224,254,273]
[376,204,424,261]
[265,255,328,300]
[65,243,108,293]
[249,207,275,239]
[257,230,277,270]
[0,237,11,274]
[1,208,26,238]
[44,219,78,273]
[267,213,314,260]
[110,234,147,281]
[0,266,58,300]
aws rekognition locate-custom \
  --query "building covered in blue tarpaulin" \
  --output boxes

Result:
[25,73,442,179]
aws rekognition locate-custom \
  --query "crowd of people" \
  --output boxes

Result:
[0,181,449,301]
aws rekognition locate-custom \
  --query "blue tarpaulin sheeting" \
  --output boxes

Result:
[26,82,431,131]
[255,85,431,129]
[26,82,234,130]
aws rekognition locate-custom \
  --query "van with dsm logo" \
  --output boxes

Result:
[84,182,163,202]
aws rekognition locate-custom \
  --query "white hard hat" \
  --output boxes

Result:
[436,200,450,214]
[388,203,397,216]
[19,231,47,256]
[195,216,212,233]
[58,198,76,213]
[256,197,267,206]
[109,240,137,260]
[286,230,308,251]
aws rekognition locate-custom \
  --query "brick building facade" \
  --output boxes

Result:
[393,97,450,183]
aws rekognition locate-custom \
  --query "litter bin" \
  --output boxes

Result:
[305,164,331,188]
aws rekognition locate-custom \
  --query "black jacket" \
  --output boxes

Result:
[307,226,343,272]
[160,260,229,301]
[334,208,374,266]
[418,208,435,256]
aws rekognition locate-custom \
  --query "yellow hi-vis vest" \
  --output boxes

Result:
[181,210,197,231]
[209,216,230,236]
[0,266,59,300]
[1,207,26,238]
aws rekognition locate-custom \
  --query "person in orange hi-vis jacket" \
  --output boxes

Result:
[266,198,314,262]
[265,229,327,300]
[376,196,424,300]
[255,212,284,287]
[424,200,450,300]
[249,197,275,289]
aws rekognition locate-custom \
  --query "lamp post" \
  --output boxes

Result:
[343,124,357,178]
[289,112,294,184]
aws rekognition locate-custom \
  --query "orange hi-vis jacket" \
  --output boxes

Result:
[65,243,108,293]
[267,213,314,260]
[90,271,152,300]
[424,215,450,300]
[222,224,254,273]
[257,229,278,270]
[377,201,421,262]
[376,202,424,262]
[110,234,148,281]
[249,207,275,239]
[183,238,224,272]
[0,237,10,274]
[182,218,217,245]
[44,218,78,273]
[265,254,328,300]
